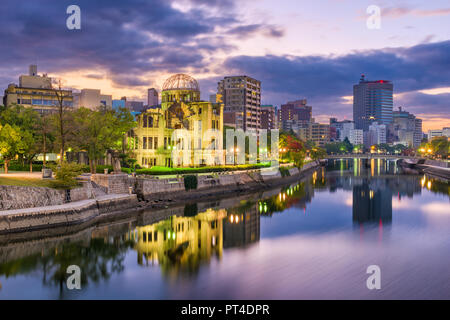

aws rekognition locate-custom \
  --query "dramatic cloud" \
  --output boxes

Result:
[222,40,450,125]
[0,1,448,129]
[0,0,250,88]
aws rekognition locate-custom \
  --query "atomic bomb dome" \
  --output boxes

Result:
[162,74,199,92]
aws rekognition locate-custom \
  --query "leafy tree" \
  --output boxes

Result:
[430,136,449,159]
[50,162,84,188]
[71,107,136,173]
[51,79,74,165]
[342,137,353,153]
[0,124,28,173]
[325,142,341,154]
[0,104,40,173]
[310,147,327,160]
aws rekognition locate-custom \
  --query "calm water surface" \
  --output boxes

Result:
[0,159,449,299]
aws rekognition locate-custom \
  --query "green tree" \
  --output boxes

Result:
[71,107,135,173]
[342,137,353,153]
[0,124,28,173]
[0,104,40,173]
[310,146,327,160]
[51,79,74,165]
[430,136,449,159]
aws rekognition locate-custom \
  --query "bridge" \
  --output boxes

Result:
[325,154,416,160]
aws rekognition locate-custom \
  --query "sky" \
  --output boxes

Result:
[0,0,449,131]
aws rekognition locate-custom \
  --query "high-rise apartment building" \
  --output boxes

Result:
[147,88,158,107]
[217,75,261,132]
[353,75,393,131]
[260,105,276,130]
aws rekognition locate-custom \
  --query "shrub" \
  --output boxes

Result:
[184,175,198,190]
[121,167,132,174]
[279,167,291,177]
[50,162,84,189]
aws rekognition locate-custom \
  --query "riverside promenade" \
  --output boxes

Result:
[0,161,321,234]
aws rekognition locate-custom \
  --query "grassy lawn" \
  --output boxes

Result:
[0,177,54,188]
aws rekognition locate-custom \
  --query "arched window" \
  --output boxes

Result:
[143,115,148,128]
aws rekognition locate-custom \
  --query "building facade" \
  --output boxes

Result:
[366,122,387,147]
[349,129,364,145]
[353,75,393,131]
[73,88,112,109]
[392,107,422,147]
[260,105,276,130]
[3,65,73,114]
[132,74,223,168]
[217,75,261,132]
[278,99,312,131]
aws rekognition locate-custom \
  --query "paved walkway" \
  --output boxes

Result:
[0,172,44,179]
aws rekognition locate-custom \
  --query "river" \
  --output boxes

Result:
[0,158,449,299]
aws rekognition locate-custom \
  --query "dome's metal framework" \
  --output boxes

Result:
[162,74,199,91]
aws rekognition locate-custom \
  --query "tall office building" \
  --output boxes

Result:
[217,75,261,132]
[353,74,393,131]
[147,88,158,107]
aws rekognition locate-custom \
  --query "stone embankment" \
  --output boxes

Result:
[0,161,320,233]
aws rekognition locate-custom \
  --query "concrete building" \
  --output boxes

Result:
[427,129,443,139]
[112,99,126,111]
[3,65,73,114]
[297,121,330,147]
[278,99,312,131]
[217,75,261,132]
[126,100,145,112]
[443,127,450,137]
[353,74,393,131]
[132,74,223,168]
[392,107,422,147]
[147,88,158,107]
[260,105,276,130]
[349,129,364,145]
[73,89,112,109]
[309,122,330,147]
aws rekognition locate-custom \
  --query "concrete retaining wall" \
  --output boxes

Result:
[425,159,450,168]
[136,161,321,200]
[91,173,131,194]
[0,194,138,234]
[0,186,65,210]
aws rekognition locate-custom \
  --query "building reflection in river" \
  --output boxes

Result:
[134,208,226,275]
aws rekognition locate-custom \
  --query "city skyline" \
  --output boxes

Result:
[0,0,449,131]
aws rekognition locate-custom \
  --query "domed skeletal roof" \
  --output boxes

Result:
[162,74,199,91]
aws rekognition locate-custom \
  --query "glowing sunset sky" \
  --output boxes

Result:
[0,0,449,130]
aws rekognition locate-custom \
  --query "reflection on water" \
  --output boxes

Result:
[0,159,449,299]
